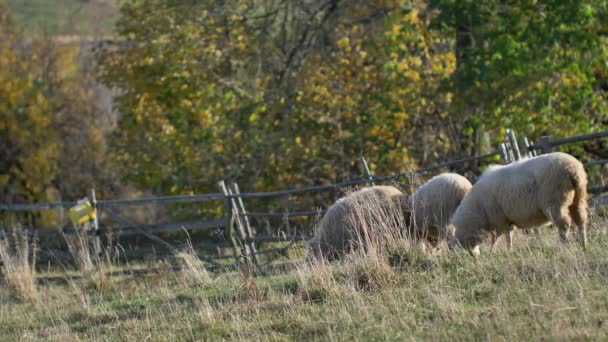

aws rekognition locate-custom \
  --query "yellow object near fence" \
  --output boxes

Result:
[69,199,95,225]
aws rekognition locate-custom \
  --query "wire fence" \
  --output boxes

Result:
[1,128,607,278]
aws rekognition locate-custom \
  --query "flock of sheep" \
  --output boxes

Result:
[308,152,589,259]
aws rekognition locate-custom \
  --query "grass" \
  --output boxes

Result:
[5,0,121,35]
[2,214,608,340]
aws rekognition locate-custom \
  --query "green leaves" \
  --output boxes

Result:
[430,0,608,139]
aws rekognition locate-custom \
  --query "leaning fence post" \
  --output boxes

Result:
[359,156,375,186]
[90,189,101,259]
[230,182,260,268]
[224,184,254,272]
[217,181,242,266]
[519,136,530,158]
[539,136,552,154]
[499,143,510,164]
[506,129,522,160]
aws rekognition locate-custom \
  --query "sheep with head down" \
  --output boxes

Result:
[407,173,472,246]
[308,185,404,261]
[308,173,473,261]
[450,152,588,257]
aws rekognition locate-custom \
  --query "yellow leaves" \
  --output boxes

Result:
[161,122,175,135]
[392,24,402,36]
[249,113,258,122]
[180,98,193,108]
[337,37,351,52]
[405,9,420,25]
[404,70,420,81]
[366,126,380,138]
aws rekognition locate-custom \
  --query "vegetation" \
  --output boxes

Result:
[1,0,607,339]
[97,0,607,202]
[1,0,606,221]
[2,216,608,340]
[0,1,118,227]
[4,0,120,35]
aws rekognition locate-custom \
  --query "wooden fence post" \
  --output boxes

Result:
[539,136,552,154]
[217,181,242,266]
[90,189,101,259]
[220,182,254,272]
[499,142,510,164]
[230,182,260,268]
[506,129,522,160]
[519,136,530,158]
[359,156,375,186]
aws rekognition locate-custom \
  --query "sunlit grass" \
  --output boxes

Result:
[2,214,608,340]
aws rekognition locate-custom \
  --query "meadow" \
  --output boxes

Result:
[1,212,608,341]
[5,0,119,35]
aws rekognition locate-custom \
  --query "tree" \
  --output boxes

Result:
[0,4,117,227]
[98,0,459,207]
[429,0,608,156]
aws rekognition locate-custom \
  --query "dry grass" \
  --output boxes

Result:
[62,228,96,276]
[0,229,38,302]
[1,213,608,340]
[173,238,211,287]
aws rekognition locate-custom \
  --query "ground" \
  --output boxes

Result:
[1,214,608,341]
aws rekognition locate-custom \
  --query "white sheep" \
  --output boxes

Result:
[308,173,472,261]
[407,173,472,246]
[308,185,404,261]
[450,152,588,256]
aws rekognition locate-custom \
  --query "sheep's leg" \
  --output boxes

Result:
[506,226,515,251]
[578,221,588,250]
[547,206,572,244]
[570,199,589,249]
[490,232,499,252]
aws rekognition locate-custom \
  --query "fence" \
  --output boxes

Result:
[1,129,607,276]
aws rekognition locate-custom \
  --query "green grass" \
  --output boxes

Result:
[2,216,608,340]
[5,0,121,35]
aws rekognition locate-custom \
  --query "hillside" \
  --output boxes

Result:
[5,0,120,35]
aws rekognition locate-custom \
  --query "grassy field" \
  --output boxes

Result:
[1,213,608,341]
[5,0,120,35]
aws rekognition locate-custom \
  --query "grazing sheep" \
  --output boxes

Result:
[308,185,404,261]
[450,152,588,256]
[407,173,472,246]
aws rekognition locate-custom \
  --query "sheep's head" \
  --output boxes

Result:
[449,223,482,257]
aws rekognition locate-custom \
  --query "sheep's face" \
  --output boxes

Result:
[452,224,482,256]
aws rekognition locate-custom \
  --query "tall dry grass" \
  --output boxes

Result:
[173,237,211,287]
[0,229,38,302]
[61,227,95,275]
[61,226,114,297]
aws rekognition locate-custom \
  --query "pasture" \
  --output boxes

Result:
[2,213,608,341]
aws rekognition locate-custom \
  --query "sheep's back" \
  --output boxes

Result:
[410,173,472,240]
[311,185,403,259]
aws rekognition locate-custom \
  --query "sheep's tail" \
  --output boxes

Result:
[567,164,588,210]
[567,163,589,248]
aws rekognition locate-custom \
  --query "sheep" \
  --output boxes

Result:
[406,173,472,246]
[450,152,588,257]
[308,173,472,261]
[308,185,404,261]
